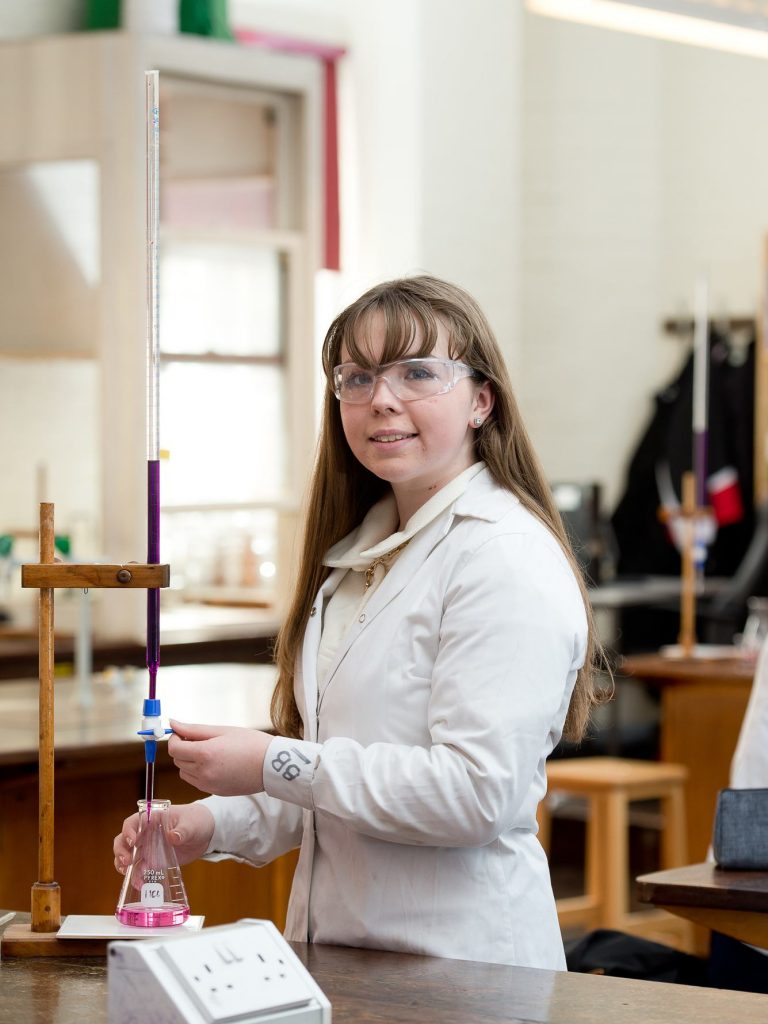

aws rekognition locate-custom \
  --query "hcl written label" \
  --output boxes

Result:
[140,883,164,907]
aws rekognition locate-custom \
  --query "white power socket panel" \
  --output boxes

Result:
[159,922,316,1020]
[108,919,331,1024]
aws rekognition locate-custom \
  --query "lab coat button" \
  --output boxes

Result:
[310,607,317,616]
[358,613,366,623]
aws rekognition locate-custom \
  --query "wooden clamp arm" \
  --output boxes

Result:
[21,564,170,589]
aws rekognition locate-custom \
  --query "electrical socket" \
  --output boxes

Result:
[108,919,331,1024]
[159,922,317,1020]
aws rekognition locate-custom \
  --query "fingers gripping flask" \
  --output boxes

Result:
[116,799,190,926]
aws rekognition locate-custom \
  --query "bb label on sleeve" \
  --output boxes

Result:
[271,745,312,782]
[263,736,322,806]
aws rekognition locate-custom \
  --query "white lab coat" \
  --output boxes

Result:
[731,637,768,789]
[203,468,587,969]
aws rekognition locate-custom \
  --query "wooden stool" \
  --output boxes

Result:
[538,757,691,949]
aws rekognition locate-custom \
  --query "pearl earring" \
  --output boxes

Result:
[474,417,482,427]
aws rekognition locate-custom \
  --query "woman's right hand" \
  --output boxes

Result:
[113,802,215,874]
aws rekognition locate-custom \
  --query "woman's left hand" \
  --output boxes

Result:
[168,720,273,796]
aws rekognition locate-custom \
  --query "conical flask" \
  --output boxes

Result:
[116,799,190,927]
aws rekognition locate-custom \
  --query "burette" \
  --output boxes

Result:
[138,70,171,818]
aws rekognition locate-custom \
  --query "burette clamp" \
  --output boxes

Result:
[137,698,173,763]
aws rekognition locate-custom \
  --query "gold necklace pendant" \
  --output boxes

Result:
[364,540,410,589]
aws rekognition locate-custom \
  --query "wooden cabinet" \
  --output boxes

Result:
[620,654,754,862]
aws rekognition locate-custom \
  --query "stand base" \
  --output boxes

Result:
[1,922,106,957]
[1,914,207,957]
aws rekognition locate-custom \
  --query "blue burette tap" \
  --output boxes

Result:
[137,697,173,766]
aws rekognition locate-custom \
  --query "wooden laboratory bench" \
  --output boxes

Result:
[620,652,754,862]
[0,606,279,680]
[0,664,298,931]
[637,862,768,950]
[1,920,767,1024]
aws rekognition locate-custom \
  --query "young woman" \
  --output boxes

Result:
[114,275,601,969]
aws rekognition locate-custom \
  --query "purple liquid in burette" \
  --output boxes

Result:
[145,458,161,822]
[146,458,160,700]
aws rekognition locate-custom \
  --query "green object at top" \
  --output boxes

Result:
[54,535,71,556]
[84,0,121,30]
[85,0,233,39]
[180,0,232,39]
[0,535,13,558]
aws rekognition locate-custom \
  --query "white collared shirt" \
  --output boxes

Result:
[316,462,485,687]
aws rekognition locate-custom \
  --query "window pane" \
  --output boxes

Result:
[160,363,284,505]
[160,242,283,356]
[163,177,276,233]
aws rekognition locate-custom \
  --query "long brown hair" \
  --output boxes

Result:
[272,275,604,742]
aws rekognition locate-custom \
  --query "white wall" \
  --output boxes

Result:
[521,13,768,509]
[418,0,521,367]
[521,15,667,509]
[660,42,768,315]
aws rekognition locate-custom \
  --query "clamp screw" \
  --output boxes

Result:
[116,569,132,584]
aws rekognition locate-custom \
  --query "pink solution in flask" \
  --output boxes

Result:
[116,798,190,927]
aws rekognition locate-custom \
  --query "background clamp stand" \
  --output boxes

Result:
[659,471,713,657]
[1,502,169,957]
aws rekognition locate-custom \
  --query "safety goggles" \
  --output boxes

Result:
[332,357,479,404]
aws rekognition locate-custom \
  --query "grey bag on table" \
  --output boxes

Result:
[712,788,768,869]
